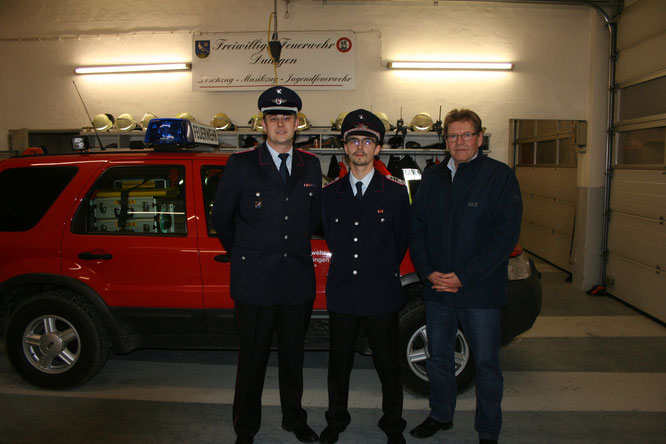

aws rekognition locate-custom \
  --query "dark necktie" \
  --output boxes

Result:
[355,181,363,203]
[278,153,290,184]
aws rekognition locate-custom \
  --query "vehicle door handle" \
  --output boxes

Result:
[78,252,113,260]
[214,254,230,263]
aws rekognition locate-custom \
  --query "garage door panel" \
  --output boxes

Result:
[522,196,575,236]
[520,222,572,272]
[610,169,666,219]
[608,212,666,268]
[516,167,577,202]
[606,253,666,322]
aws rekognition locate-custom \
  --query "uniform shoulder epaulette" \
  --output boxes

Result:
[323,176,341,188]
[296,148,318,157]
[385,175,405,186]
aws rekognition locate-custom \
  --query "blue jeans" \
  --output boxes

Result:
[424,298,503,440]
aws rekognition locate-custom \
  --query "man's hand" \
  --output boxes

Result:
[427,271,462,293]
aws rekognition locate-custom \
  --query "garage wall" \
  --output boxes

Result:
[0,0,598,165]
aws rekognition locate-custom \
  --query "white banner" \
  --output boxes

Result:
[192,32,355,91]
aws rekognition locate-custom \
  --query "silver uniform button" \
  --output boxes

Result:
[285,216,289,220]
[256,192,260,197]
[381,218,385,222]
[352,270,358,275]
[353,237,358,242]
[284,235,288,240]
[309,192,313,196]
[334,218,339,223]
[354,221,359,226]
[241,256,246,260]
[354,253,358,258]
[283,253,288,258]
[285,197,289,201]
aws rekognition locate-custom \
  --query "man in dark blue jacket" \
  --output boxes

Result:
[320,109,411,444]
[409,109,522,444]
[212,86,322,444]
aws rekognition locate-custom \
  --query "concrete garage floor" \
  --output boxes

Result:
[0,256,665,443]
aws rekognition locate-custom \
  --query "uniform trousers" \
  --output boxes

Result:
[233,299,313,439]
[325,310,407,435]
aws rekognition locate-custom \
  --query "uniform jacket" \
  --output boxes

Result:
[212,142,322,306]
[322,171,411,316]
[410,154,522,308]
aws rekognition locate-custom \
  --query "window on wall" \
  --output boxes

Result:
[512,119,580,167]
[614,74,666,168]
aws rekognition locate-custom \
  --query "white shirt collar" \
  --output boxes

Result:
[447,153,478,179]
[349,169,375,197]
[266,141,293,173]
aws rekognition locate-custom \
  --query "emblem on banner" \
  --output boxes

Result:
[195,40,210,59]
[336,37,352,53]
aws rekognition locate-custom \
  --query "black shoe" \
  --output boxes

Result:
[386,432,406,444]
[282,424,319,443]
[235,436,253,444]
[480,440,498,444]
[409,417,453,439]
[319,426,340,444]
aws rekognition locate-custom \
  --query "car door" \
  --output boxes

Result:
[193,161,234,334]
[61,159,204,334]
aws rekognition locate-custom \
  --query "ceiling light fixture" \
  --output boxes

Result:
[74,63,191,74]
[387,61,513,71]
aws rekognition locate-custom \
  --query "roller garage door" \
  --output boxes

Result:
[513,119,578,272]
[606,0,666,322]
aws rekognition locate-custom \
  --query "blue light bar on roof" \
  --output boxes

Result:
[144,118,219,151]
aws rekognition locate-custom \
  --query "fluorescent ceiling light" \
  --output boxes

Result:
[74,63,191,74]
[388,61,513,70]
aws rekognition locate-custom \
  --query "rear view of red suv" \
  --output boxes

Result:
[0,144,541,396]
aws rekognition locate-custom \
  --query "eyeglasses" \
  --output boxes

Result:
[265,114,296,124]
[346,138,377,147]
[445,132,479,142]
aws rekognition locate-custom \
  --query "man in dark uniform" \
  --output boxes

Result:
[320,109,411,444]
[212,86,322,444]
[409,109,522,444]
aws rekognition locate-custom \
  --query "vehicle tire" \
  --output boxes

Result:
[5,289,111,389]
[398,299,476,397]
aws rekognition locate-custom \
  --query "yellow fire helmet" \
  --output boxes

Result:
[332,111,347,130]
[92,113,115,131]
[116,113,137,132]
[249,113,264,131]
[140,112,158,129]
[409,112,434,132]
[211,112,234,131]
[296,112,311,131]
[176,112,196,121]
[375,111,391,132]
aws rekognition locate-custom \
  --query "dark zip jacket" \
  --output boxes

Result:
[410,154,522,308]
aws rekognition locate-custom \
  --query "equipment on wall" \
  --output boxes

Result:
[93,114,115,131]
[296,112,311,131]
[117,113,138,131]
[332,112,348,131]
[141,112,158,129]
[375,112,392,132]
[249,113,264,131]
[211,112,235,131]
[176,112,196,121]
[409,112,434,132]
